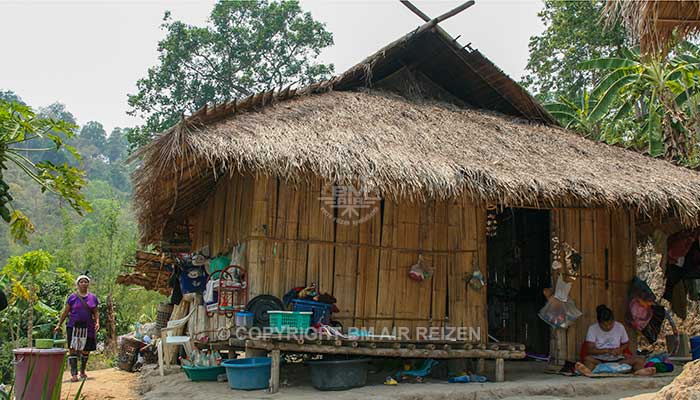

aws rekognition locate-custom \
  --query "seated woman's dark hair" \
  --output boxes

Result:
[596,304,613,323]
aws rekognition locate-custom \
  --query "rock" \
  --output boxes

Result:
[652,360,700,400]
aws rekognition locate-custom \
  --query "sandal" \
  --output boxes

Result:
[70,375,79,383]
[80,373,88,380]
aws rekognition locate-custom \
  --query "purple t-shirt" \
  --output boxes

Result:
[67,293,98,338]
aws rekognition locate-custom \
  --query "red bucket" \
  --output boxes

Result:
[13,348,67,399]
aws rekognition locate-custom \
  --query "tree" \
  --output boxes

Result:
[33,102,78,165]
[522,0,628,102]
[0,100,91,243]
[79,121,108,156]
[0,90,23,105]
[105,127,129,163]
[127,0,334,149]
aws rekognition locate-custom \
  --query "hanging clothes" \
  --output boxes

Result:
[667,230,697,266]
[670,280,688,320]
[640,305,668,344]
[168,264,183,305]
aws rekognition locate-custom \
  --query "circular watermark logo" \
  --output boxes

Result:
[319,182,381,226]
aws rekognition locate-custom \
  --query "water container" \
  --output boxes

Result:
[235,311,254,328]
[222,357,271,390]
[13,348,67,400]
[307,357,370,391]
[691,335,700,361]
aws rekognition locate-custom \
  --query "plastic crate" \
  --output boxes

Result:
[291,299,332,325]
[268,311,312,333]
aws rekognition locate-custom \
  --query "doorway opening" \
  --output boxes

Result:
[487,208,551,354]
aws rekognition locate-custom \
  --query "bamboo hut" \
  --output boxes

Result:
[605,0,700,53]
[132,22,700,367]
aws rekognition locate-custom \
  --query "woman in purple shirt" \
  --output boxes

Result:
[55,275,100,382]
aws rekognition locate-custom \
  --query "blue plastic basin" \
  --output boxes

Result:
[222,357,271,390]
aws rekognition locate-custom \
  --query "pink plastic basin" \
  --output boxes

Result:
[13,348,67,400]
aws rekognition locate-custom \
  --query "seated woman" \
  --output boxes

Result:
[575,305,655,376]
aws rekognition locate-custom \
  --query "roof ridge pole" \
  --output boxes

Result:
[400,0,475,33]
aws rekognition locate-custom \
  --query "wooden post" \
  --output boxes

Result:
[269,349,280,394]
[495,358,505,382]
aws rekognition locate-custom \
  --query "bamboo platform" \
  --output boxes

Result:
[227,334,525,392]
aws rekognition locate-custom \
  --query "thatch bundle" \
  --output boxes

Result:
[133,88,700,244]
[605,0,700,53]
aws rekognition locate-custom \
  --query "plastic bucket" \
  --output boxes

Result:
[307,357,370,391]
[13,348,67,400]
[691,336,700,361]
[222,357,271,390]
[235,312,254,328]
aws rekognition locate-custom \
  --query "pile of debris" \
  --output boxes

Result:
[652,360,700,400]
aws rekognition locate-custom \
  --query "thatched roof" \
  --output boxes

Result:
[605,0,700,54]
[132,25,700,245]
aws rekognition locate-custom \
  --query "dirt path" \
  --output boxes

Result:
[60,368,138,400]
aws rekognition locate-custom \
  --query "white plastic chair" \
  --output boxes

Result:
[157,308,195,376]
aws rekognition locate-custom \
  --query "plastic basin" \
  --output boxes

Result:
[222,357,271,390]
[182,365,226,381]
[307,358,370,391]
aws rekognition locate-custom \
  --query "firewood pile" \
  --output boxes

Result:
[116,251,174,295]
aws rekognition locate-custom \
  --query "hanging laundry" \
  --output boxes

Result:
[666,230,697,266]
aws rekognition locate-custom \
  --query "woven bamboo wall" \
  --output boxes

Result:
[185,174,637,356]
[550,208,637,363]
[187,173,488,341]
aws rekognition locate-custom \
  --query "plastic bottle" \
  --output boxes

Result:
[134,322,142,340]
[200,349,210,367]
[191,349,200,366]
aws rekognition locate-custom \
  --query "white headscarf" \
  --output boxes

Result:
[75,275,90,286]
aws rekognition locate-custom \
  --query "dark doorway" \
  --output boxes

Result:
[487,208,551,354]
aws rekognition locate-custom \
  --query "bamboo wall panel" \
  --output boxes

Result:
[551,208,637,362]
[431,201,449,329]
[354,202,382,328]
[245,175,270,298]
[332,197,361,328]
[415,200,435,335]
[210,180,228,256]
[393,201,422,337]
[185,173,637,352]
[305,178,335,297]
[376,199,399,332]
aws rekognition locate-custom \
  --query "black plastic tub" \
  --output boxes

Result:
[306,357,370,391]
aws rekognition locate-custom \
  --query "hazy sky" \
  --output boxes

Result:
[0,0,545,134]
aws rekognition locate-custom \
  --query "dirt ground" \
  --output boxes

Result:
[60,368,138,400]
[137,360,677,400]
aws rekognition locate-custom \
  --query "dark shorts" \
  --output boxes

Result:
[67,326,96,352]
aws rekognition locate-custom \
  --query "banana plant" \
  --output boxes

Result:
[577,43,700,163]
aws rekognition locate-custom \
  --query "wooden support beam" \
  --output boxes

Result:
[269,349,280,393]
[495,358,505,382]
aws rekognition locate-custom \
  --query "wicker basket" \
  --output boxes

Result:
[118,337,146,372]
[156,303,174,331]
